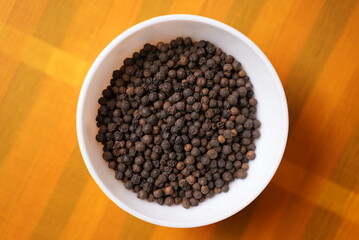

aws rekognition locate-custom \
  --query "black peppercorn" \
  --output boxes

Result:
[96,37,260,209]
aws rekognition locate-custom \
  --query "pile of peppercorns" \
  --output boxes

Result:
[96,37,260,208]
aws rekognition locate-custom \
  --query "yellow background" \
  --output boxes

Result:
[1,0,359,239]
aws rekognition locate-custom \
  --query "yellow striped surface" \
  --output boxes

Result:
[1,0,359,239]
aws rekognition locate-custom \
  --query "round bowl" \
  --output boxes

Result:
[76,14,288,228]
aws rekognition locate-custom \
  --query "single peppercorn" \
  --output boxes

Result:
[246,150,256,160]
[222,172,233,182]
[207,149,218,159]
[234,169,247,179]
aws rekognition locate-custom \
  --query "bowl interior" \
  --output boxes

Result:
[77,15,288,228]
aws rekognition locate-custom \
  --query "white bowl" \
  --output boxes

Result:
[76,14,288,228]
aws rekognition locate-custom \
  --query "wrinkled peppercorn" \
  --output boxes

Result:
[234,168,247,179]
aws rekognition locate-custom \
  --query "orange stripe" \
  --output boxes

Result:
[6,0,48,33]
[334,218,359,240]
[210,201,258,240]
[0,77,78,239]
[268,0,327,84]
[61,0,115,60]
[198,0,235,22]
[272,195,316,240]
[0,63,44,163]
[89,202,129,240]
[86,0,143,61]
[284,0,357,128]
[303,207,343,239]
[271,158,359,226]
[134,0,174,22]
[287,0,359,174]
[150,224,215,240]
[31,149,89,239]
[239,185,292,240]
[58,181,111,240]
[225,0,267,34]
[34,0,79,46]
[168,0,206,14]
[0,52,21,102]
[0,0,16,23]
[248,0,298,52]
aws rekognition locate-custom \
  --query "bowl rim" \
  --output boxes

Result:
[76,14,289,228]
